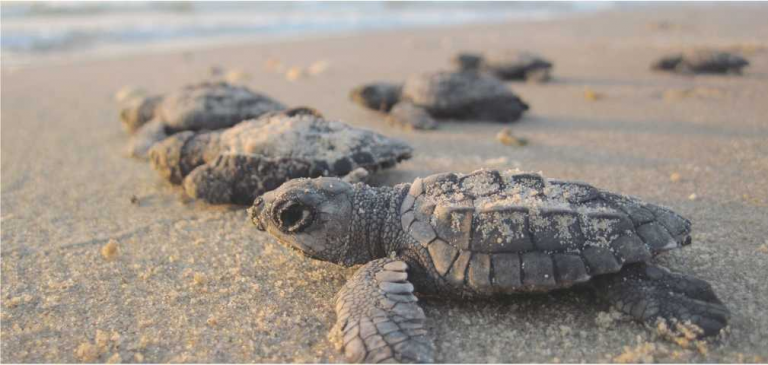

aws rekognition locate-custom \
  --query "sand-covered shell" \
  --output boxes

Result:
[453,51,553,82]
[652,50,749,75]
[149,108,413,204]
[121,81,286,134]
[120,81,287,159]
[400,71,529,122]
[399,169,691,293]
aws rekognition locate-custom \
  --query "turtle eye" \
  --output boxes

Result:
[275,201,314,233]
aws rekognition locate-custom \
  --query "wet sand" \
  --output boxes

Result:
[2,3,768,363]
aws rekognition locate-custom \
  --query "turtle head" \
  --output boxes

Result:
[349,82,402,112]
[119,95,163,133]
[250,177,360,265]
[452,52,484,71]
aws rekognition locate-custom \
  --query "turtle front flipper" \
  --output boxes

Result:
[342,167,370,185]
[127,118,169,160]
[149,130,221,183]
[387,102,438,131]
[593,263,730,338]
[334,259,434,363]
[183,154,322,205]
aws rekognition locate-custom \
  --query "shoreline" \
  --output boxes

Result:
[1,5,592,70]
[1,1,640,71]
[2,3,768,363]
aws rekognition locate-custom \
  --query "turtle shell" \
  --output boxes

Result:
[653,50,749,74]
[400,169,692,293]
[217,112,413,177]
[157,81,286,132]
[481,51,553,80]
[400,71,529,122]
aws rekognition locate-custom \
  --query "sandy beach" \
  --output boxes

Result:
[2,3,768,363]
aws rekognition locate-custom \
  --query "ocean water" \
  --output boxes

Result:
[1,1,614,66]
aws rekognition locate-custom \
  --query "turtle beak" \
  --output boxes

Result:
[250,197,267,231]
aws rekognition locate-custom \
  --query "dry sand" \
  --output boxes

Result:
[2,4,768,363]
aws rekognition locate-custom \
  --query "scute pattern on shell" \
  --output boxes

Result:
[149,110,413,205]
[158,81,287,131]
[399,71,529,122]
[652,50,749,75]
[402,72,509,110]
[400,169,693,293]
[218,112,412,174]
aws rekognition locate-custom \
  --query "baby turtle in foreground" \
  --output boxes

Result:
[652,50,749,75]
[250,169,730,363]
[453,51,553,82]
[149,108,412,205]
[350,71,529,130]
[119,81,286,159]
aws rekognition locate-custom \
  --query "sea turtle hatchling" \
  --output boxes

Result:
[250,169,730,363]
[119,81,286,159]
[453,50,554,82]
[149,108,412,205]
[350,71,529,130]
[652,50,749,75]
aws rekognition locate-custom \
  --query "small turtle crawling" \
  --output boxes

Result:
[149,108,412,205]
[652,50,749,75]
[350,71,529,130]
[250,169,730,363]
[119,81,286,159]
[453,51,554,82]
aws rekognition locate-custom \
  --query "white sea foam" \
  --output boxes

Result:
[1,2,615,66]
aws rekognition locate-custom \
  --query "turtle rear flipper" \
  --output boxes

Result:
[334,259,434,363]
[593,263,730,338]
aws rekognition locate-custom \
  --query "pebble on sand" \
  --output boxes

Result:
[583,87,604,101]
[285,67,305,81]
[307,60,330,75]
[264,58,285,72]
[613,341,665,364]
[101,240,119,260]
[75,342,100,362]
[496,128,529,147]
[669,172,681,182]
[224,70,252,84]
[106,353,122,364]
[114,86,147,103]
[207,316,219,326]
[193,273,207,286]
